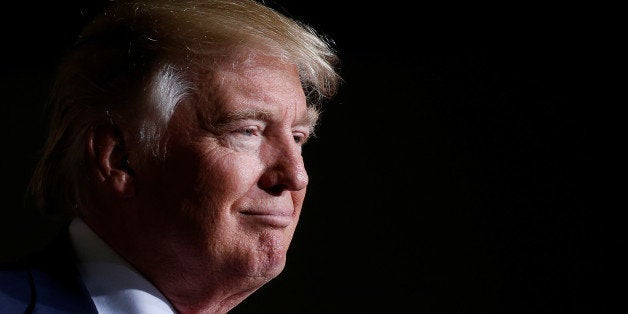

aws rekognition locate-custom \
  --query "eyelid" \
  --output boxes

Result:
[211,109,271,132]
[292,128,311,145]
[237,125,262,136]
[209,113,315,147]
[213,119,265,134]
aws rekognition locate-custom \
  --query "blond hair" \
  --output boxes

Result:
[29,0,341,216]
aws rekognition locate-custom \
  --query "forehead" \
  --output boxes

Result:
[198,54,310,123]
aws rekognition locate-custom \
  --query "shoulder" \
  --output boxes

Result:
[0,227,97,313]
[0,261,32,313]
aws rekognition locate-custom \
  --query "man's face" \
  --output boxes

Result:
[138,55,315,286]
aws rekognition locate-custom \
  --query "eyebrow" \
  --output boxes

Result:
[213,107,320,133]
[301,107,321,133]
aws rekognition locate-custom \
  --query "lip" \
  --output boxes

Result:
[239,209,293,228]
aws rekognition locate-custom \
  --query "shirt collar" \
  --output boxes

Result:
[69,217,176,314]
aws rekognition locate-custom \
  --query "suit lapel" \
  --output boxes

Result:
[26,226,97,313]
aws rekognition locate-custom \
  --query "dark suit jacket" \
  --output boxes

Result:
[0,228,97,313]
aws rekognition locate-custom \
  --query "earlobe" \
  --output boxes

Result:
[110,167,135,198]
[87,125,136,198]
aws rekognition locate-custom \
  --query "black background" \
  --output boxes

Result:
[1,1,611,313]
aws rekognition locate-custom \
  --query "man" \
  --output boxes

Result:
[0,0,340,313]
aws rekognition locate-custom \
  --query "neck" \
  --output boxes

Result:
[166,285,258,314]
[83,214,268,314]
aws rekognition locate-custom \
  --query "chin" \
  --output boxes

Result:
[244,232,290,280]
[252,264,285,285]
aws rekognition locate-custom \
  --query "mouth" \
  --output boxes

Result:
[239,210,293,228]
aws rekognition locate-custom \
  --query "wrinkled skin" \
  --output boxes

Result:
[90,54,316,313]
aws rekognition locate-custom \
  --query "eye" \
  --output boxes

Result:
[237,126,261,137]
[223,125,264,152]
[293,132,309,145]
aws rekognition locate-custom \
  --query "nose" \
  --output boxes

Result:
[258,140,309,195]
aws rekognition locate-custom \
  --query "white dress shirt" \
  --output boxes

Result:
[69,218,176,314]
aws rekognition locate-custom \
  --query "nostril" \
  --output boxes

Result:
[257,148,308,193]
[266,184,287,196]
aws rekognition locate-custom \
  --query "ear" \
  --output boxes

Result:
[87,125,136,198]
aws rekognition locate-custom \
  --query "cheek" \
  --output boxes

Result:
[166,148,265,246]
[194,148,264,208]
[156,141,264,218]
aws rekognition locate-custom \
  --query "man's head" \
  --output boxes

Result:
[29,0,339,312]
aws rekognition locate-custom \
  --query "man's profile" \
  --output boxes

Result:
[0,0,340,313]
